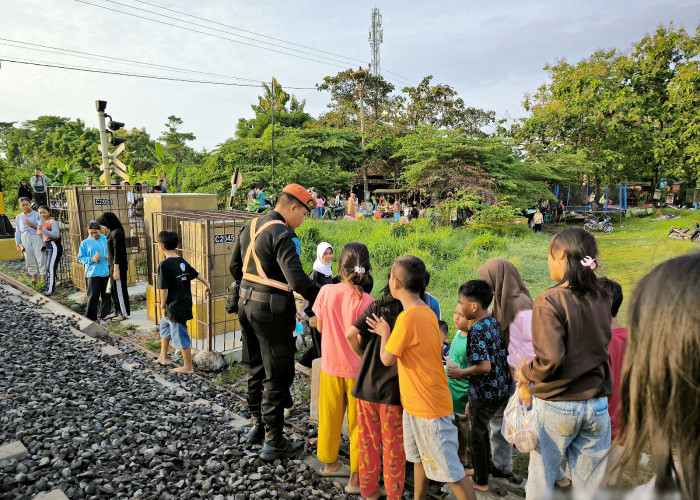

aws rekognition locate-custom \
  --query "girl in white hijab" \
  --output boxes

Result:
[312,242,334,281]
[298,242,337,370]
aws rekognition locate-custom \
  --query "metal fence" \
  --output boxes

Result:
[149,209,259,353]
[47,185,152,290]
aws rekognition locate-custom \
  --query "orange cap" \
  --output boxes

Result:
[283,184,317,211]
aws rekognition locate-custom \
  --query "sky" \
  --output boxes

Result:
[1,0,699,150]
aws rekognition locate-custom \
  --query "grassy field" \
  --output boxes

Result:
[297,209,700,330]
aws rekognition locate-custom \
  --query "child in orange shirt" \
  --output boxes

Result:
[368,255,476,500]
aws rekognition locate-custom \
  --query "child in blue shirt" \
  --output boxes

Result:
[77,220,111,321]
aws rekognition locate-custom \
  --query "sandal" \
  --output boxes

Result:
[344,485,361,495]
[318,462,351,477]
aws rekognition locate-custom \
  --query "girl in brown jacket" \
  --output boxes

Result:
[517,228,612,497]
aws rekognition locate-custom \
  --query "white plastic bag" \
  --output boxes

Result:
[501,391,538,453]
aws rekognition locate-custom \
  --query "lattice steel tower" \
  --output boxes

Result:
[368,8,383,76]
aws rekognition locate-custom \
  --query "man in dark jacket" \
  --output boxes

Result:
[229,184,320,460]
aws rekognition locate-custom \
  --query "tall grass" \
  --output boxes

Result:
[297,209,700,329]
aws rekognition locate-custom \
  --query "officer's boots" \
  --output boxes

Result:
[260,438,304,462]
[245,416,266,444]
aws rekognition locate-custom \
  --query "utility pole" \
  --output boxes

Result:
[350,68,370,200]
[368,8,383,77]
[270,79,275,192]
[96,100,112,185]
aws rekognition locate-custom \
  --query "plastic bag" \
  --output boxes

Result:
[501,390,538,453]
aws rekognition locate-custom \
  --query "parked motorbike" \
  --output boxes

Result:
[669,224,700,242]
[247,198,271,214]
[584,215,614,233]
[322,203,346,220]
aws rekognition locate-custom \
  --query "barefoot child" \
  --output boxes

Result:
[368,255,476,500]
[345,278,405,500]
[314,242,374,495]
[155,230,210,374]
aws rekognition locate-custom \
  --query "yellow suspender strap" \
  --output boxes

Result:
[241,218,291,292]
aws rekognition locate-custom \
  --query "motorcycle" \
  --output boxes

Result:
[584,215,614,233]
[247,197,271,214]
[669,224,700,242]
[322,203,346,220]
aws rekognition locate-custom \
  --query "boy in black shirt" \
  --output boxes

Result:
[155,231,210,374]
[453,280,509,493]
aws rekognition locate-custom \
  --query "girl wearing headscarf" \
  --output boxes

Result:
[96,211,130,320]
[476,258,534,486]
[297,242,337,369]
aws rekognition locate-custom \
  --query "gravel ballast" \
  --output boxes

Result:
[0,286,356,499]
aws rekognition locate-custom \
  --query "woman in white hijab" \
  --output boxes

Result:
[298,242,337,369]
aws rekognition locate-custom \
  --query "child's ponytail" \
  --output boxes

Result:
[338,241,372,299]
[549,228,603,296]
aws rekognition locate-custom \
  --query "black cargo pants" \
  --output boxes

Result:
[238,292,296,445]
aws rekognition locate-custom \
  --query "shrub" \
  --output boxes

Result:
[467,233,506,254]
[390,222,415,239]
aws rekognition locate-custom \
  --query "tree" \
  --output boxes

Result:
[517,23,700,192]
[236,78,312,139]
[316,70,397,128]
[401,76,495,136]
[395,126,553,208]
[158,115,199,164]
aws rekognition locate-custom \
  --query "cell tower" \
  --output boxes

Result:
[368,8,383,76]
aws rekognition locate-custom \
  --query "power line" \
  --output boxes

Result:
[0,57,317,89]
[0,37,266,84]
[73,0,354,70]
[110,0,362,67]
[73,0,419,87]
[127,0,421,85]
[128,0,367,66]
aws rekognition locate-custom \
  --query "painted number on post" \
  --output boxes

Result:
[94,198,114,206]
[214,234,235,244]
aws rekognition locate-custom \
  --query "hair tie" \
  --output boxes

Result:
[580,256,596,270]
[353,266,365,275]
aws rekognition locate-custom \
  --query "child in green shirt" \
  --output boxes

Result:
[447,303,471,468]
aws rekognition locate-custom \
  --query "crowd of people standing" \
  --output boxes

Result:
[223,183,697,500]
[7,177,697,499]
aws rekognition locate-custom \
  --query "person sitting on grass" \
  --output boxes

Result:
[367,255,476,500]
[454,280,510,493]
[155,230,210,374]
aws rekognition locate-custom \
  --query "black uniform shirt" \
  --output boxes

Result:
[229,210,320,303]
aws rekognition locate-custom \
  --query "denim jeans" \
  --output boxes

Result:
[526,396,611,499]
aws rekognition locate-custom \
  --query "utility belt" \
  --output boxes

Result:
[240,286,290,315]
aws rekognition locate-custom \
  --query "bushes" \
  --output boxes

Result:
[295,218,549,321]
[467,233,506,254]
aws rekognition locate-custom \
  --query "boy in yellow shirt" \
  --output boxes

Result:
[367,255,476,500]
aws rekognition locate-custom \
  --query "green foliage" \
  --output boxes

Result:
[389,222,416,239]
[467,233,506,254]
[44,158,83,186]
[401,75,495,135]
[517,23,700,189]
[395,127,552,208]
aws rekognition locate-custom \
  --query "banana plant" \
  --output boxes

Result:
[151,142,184,192]
[45,158,83,186]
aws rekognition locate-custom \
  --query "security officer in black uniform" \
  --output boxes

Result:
[228,184,321,461]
